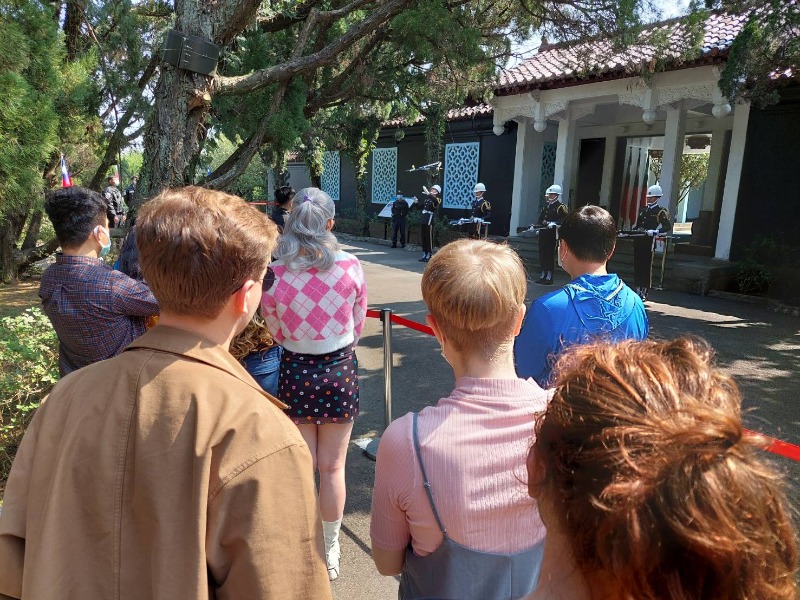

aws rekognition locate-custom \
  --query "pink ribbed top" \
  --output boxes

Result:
[370,377,550,556]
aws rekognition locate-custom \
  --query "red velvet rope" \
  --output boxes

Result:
[363,310,799,461]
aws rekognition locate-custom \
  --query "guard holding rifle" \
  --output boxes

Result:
[632,184,672,300]
[536,184,568,285]
[415,184,441,262]
[469,183,491,239]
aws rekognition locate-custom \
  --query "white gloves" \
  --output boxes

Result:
[646,229,658,236]
[548,222,558,229]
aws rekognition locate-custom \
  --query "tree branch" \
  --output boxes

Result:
[204,83,291,190]
[258,0,321,34]
[305,33,386,114]
[215,0,414,96]
[15,238,61,274]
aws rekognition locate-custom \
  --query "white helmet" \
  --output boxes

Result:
[474,183,486,193]
[545,184,562,196]
[431,184,442,194]
[647,184,663,197]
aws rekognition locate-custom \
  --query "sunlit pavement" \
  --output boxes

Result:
[332,238,800,600]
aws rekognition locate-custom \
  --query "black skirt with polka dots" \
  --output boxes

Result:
[278,344,359,425]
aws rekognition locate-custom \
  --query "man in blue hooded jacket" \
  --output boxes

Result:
[514,205,648,387]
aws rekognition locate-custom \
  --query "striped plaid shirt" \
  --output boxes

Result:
[39,254,159,376]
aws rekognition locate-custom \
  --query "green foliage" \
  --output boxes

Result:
[734,234,800,295]
[714,0,798,107]
[0,307,58,495]
[0,0,61,217]
[202,133,269,200]
[121,150,144,183]
[736,260,773,295]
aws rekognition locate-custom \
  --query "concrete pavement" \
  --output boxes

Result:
[332,238,800,600]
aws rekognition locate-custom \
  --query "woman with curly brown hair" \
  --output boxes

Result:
[526,337,798,600]
[229,303,282,397]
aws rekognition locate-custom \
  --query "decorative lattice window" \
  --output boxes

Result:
[443,142,480,209]
[321,151,340,200]
[371,147,397,204]
[538,141,558,213]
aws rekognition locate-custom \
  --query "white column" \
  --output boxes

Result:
[702,122,727,211]
[509,120,540,235]
[553,114,578,206]
[598,133,617,208]
[659,105,688,219]
[715,102,751,260]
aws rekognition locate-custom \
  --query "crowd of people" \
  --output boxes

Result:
[0,182,796,600]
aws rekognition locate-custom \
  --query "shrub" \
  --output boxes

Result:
[0,308,58,497]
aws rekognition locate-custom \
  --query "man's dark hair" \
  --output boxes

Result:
[45,186,108,248]
[558,205,617,263]
[275,186,296,205]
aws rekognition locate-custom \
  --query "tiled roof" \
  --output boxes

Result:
[383,103,493,127]
[497,12,748,94]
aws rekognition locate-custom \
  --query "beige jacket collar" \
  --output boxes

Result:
[126,325,288,409]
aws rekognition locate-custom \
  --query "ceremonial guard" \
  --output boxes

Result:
[103,175,127,228]
[391,191,410,248]
[415,184,441,262]
[632,184,672,300]
[536,184,568,285]
[470,183,491,239]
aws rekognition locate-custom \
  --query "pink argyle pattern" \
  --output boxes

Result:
[262,252,367,349]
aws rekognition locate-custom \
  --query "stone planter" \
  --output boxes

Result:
[333,218,362,236]
[368,221,388,239]
[437,229,466,246]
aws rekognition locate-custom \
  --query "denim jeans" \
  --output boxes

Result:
[242,346,283,397]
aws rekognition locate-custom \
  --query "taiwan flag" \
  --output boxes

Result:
[60,155,73,187]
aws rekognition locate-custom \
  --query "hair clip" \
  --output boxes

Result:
[303,194,313,203]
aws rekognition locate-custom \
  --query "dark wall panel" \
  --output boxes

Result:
[575,138,606,208]
[731,87,800,261]
[339,154,358,213]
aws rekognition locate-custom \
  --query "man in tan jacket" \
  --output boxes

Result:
[0,187,332,600]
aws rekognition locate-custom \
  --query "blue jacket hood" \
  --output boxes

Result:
[564,273,640,333]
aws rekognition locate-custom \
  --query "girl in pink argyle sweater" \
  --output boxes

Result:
[261,187,367,581]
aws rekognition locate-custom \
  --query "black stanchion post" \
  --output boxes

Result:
[364,308,393,461]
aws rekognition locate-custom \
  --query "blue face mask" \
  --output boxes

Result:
[95,226,111,258]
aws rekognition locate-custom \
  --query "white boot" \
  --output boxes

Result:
[322,519,342,581]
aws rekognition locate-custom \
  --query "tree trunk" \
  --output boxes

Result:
[137,64,214,211]
[0,210,27,283]
[21,210,43,252]
[136,1,219,212]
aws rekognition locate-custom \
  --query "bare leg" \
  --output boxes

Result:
[296,424,318,473]
[316,421,355,522]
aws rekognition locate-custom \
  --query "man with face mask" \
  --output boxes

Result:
[38,186,159,376]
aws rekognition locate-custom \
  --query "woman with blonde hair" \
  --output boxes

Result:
[527,337,798,600]
[261,187,367,581]
[370,239,549,600]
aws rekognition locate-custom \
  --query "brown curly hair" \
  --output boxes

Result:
[533,337,798,600]
[229,308,276,360]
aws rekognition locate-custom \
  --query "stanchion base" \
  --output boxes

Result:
[353,437,380,461]
[364,438,380,461]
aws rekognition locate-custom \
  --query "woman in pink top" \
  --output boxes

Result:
[370,239,549,600]
[262,188,367,581]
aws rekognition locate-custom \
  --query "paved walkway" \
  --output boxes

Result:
[332,238,800,600]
